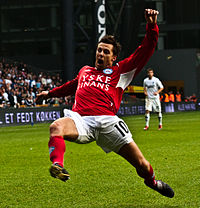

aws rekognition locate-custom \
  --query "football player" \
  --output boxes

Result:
[37,9,174,198]
[143,68,164,130]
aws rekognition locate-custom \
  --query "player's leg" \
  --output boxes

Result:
[97,116,174,197]
[49,117,78,166]
[118,141,154,183]
[155,99,162,130]
[158,111,162,130]
[118,142,174,198]
[48,111,95,181]
[144,110,150,130]
[98,116,153,180]
[144,98,151,130]
[48,117,79,181]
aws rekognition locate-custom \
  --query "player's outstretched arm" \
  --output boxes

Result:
[36,76,78,104]
[118,9,159,76]
[145,9,159,24]
[36,91,50,104]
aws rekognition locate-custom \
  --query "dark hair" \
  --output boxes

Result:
[98,35,121,57]
[147,68,154,72]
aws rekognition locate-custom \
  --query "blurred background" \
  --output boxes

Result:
[0,0,199,111]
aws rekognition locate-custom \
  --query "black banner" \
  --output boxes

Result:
[94,0,106,43]
[0,101,199,127]
[117,101,199,116]
[0,106,65,127]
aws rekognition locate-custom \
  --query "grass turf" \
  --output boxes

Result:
[0,111,200,208]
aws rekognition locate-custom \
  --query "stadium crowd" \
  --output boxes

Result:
[0,59,198,108]
[0,59,74,108]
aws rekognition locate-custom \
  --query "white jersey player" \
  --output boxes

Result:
[143,68,164,130]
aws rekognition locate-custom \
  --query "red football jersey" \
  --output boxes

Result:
[49,23,159,116]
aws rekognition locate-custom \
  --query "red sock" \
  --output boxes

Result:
[145,165,156,186]
[48,136,66,167]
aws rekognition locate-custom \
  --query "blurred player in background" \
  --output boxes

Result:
[143,68,164,130]
[37,9,174,198]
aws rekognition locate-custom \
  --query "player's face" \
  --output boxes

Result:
[95,42,117,70]
[148,70,154,78]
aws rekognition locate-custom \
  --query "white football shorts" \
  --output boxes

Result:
[63,109,133,153]
[145,97,161,112]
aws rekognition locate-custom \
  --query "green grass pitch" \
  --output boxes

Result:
[0,111,200,208]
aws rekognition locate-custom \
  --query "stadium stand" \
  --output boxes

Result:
[0,58,74,108]
[0,57,197,109]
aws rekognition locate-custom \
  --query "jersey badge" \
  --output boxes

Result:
[103,68,113,74]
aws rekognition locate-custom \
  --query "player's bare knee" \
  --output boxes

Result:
[49,121,63,136]
[61,118,79,141]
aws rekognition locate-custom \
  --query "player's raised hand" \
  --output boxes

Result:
[145,9,159,24]
[36,91,50,104]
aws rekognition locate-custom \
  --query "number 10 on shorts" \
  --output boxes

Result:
[114,121,129,137]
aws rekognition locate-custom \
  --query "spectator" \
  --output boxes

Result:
[30,88,36,99]
[30,75,36,88]
[0,88,5,107]
[4,75,12,86]
[189,93,197,102]
[169,91,175,102]
[24,95,34,107]
[41,74,47,86]
[160,92,164,102]
[8,90,15,107]
[46,75,52,85]
[175,91,182,102]
[36,78,41,89]
[163,92,169,102]
[13,90,20,108]
[0,75,3,88]
[2,88,9,102]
